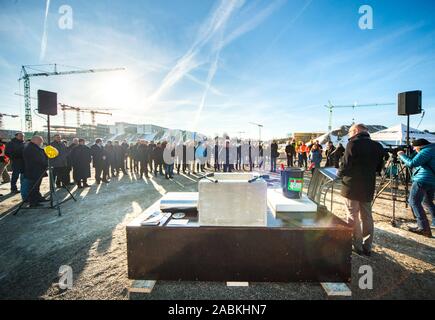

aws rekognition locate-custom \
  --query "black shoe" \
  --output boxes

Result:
[29,203,43,208]
[11,190,20,194]
[102,179,110,183]
[95,180,101,185]
[362,248,371,257]
[408,226,432,237]
[83,183,90,188]
[39,198,50,202]
[352,247,364,256]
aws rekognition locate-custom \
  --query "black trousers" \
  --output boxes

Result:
[28,178,43,206]
[53,167,69,186]
[154,162,163,175]
[286,155,294,167]
[95,165,103,182]
[103,164,110,180]
[140,160,149,177]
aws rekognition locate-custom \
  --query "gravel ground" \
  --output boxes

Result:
[0,168,434,300]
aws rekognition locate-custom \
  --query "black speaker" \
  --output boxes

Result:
[37,90,58,116]
[398,90,421,116]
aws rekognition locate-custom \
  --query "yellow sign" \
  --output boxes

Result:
[44,145,59,159]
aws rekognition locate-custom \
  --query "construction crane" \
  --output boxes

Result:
[324,101,395,131]
[0,113,19,129]
[18,64,125,132]
[59,104,114,127]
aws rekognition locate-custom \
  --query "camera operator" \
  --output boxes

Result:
[22,136,48,207]
[398,139,435,237]
[337,123,385,256]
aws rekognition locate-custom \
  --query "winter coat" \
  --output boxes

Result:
[271,142,279,158]
[113,145,125,168]
[399,143,435,187]
[70,144,92,180]
[91,144,106,168]
[325,145,336,166]
[337,132,385,202]
[310,149,322,167]
[5,137,25,172]
[137,144,150,162]
[285,144,296,157]
[23,142,47,180]
[50,140,68,168]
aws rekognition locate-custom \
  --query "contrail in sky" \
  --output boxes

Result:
[40,0,50,61]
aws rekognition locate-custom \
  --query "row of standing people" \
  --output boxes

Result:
[282,139,345,171]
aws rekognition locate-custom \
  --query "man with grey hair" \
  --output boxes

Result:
[337,123,385,256]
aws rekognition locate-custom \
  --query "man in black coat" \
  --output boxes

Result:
[50,134,69,188]
[153,142,163,176]
[337,124,385,256]
[121,140,129,170]
[325,141,336,167]
[91,138,108,184]
[66,138,79,185]
[70,139,92,188]
[5,132,25,193]
[137,140,150,178]
[270,140,279,172]
[285,140,296,168]
[214,137,220,172]
[113,140,127,175]
[148,141,156,173]
[332,143,345,168]
[22,136,48,207]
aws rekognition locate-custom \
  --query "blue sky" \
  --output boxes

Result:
[0,0,434,139]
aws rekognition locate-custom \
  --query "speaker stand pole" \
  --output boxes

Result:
[47,114,62,216]
[405,114,410,208]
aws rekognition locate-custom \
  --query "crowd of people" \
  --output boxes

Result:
[1,128,433,243]
[0,133,357,201]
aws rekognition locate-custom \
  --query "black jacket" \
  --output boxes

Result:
[50,140,68,168]
[337,132,385,202]
[285,144,296,157]
[137,144,150,162]
[23,142,47,180]
[70,144,92,180]
[5,138,25,171]
[271,143,279,158]
[91,144,106,168]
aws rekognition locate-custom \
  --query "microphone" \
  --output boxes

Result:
[198,172,218,183]
[248,175,270,183]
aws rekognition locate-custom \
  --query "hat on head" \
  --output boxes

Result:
[412,139,430,147]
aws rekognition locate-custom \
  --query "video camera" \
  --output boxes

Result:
[386,145,407,155]
[384,145,411,162]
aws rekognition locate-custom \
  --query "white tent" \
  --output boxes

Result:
[315,125,387,147]
[371,124,435,146]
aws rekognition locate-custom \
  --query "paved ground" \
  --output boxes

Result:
[0,168,434,300]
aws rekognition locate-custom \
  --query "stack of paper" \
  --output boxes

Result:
[140,211,171,226]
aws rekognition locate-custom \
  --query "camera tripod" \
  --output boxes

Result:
[373,154,407,227]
